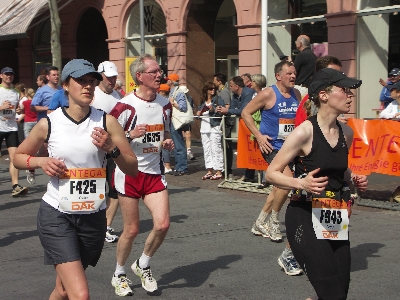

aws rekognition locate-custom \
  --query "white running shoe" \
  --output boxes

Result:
[277,254,303,276]
[131,260,158,292]
[111,274,133,296]
[251,222,270,238]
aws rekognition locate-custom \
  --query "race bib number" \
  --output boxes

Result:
[312,198,349,240]
[277,118,295,140]
[58,168,106,213]
[133,124,164,154]
[0,104,16,120]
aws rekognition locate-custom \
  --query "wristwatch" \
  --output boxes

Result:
[110,146,121,159]
[126,130,132,142]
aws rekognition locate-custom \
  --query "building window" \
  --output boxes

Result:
[126,0,167,72]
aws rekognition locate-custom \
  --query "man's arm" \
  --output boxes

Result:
[241,88,274,141]
[169,91,187,112]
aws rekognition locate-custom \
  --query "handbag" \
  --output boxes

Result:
[171,86,194,130]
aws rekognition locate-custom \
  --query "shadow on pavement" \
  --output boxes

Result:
[157,254,242,290]
[351,243,384,272]
[0,229,38,248]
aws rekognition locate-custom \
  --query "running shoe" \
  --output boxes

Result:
[111,274,133,296]
[164,168,173,174]
[131,259,158,292]
[268,213,283,242]
[277,254,303,276]
[187,150,195,160]
[251,222,270,238]
[105,227,119,243]
[27,172,36,185]
[11,185,28,197]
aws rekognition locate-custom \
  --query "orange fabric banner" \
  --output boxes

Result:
[347,118,400,176]
[236,119,269,171]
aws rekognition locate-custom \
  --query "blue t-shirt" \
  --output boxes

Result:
[48,90,69,110]
[259,85,298,150]
[31,85,62,120]
[379,81,395,108]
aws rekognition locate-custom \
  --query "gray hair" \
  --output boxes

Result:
[251,74,267,90]
[129,53,155,85]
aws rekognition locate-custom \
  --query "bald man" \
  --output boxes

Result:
[294,35,317,98]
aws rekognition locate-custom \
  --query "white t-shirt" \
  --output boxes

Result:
[0,85,19,131]
[16,96,28,121]
[91,86,121,114]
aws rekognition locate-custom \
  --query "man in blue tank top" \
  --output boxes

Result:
[242,61,303,276]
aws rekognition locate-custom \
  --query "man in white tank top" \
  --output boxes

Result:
[109,54,174,296]
[91,61,122,244]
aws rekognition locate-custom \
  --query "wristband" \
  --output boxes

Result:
[26,156,34,169]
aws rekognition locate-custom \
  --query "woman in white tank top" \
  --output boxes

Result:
[13,59,138,299]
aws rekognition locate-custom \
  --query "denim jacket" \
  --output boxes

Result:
[197,95,225,127]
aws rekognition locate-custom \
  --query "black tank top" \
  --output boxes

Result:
[294,115,348,192]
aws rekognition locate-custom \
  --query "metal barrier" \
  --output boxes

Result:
[218,116,271,194]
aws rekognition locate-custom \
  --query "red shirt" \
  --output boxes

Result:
[23,99,37,122]
[294,94,309,127]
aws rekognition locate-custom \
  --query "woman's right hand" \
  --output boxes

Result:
[300,168,328,194]
[40,157,67,177]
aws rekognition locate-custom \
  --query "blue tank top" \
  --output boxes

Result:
[259,85,298,150]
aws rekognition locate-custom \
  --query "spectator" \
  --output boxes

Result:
[378,68,400,108]
[14,83,27,143]
[31,66,62,121]
[167,73,190,176]
[196,82,225,180]
[36,74,48,88]
[114,78,126,97]
[158,83,173,173]
[379,81,400,119]
[213,73,233,175]
[19,88,37,184]
[47,89,69,112]
[217,76,255,181]
[249,74,267,188]
[295,55,342,127]
[242,73,252,88]
[294,35,317,98]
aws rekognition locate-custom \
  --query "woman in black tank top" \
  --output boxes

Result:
[265,69,368,300]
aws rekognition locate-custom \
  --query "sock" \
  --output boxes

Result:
[282,246,293,259]
[114,262,126,277]
[256,210,269,224]
[271,209,279,222]
[138,253,151,269]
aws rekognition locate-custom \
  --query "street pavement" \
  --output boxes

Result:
[1,143,399,299]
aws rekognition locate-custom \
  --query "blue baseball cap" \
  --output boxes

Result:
[1,67,14,74]
[61,59,103,82]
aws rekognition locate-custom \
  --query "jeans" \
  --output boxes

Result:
[170,124,188,172]
[24,122,37,138]
[162,148,170,163]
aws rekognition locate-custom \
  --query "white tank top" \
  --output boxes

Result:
[42,107,108,213]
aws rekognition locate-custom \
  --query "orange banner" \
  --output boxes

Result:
[236,119,269,171]
[348,118,400,176]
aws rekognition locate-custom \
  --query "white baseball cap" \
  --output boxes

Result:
[97,61,118,77]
